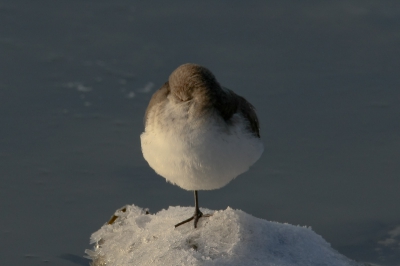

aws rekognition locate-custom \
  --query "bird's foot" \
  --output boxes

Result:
[175,210,212,228]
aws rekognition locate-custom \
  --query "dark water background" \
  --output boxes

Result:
[1,1,400,265]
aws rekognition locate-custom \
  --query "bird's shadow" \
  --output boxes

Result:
[58,253,91,265]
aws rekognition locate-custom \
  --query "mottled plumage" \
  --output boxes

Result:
[144,64,260,139]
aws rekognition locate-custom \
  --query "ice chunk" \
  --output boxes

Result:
[85,204,364,266]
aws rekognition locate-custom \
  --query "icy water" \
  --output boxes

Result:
[1,1,399,265]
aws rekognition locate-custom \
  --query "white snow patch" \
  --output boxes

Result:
[63,82,93,92]
[85,204,363,266]
[126,91,136,99]
[137,82,154,93]
[378,225,400,248]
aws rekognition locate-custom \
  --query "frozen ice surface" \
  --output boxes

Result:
[86,204,364,266]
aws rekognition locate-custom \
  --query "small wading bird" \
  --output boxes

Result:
[141,63,263,228]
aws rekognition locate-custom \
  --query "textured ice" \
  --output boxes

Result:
[85,204,364,266]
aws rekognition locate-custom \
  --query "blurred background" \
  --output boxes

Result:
[1,1,399,265]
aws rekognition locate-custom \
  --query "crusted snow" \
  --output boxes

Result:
[85,204,364,266]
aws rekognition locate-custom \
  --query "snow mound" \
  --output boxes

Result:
[85,204,363,266]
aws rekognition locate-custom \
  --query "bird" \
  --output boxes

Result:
[140,63,263,228]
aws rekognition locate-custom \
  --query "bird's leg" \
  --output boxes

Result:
[175,190,212,228]
[193,190,204,228]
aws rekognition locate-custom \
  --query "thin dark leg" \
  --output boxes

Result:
[193,190,203,228]
[174,190,212,228]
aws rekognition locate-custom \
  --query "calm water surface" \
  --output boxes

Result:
[1,1,400,265]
